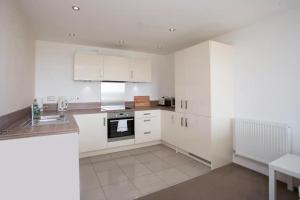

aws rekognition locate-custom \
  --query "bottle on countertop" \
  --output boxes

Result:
[32,98,41,120]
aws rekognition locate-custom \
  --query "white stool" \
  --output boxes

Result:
[269,154,300,200]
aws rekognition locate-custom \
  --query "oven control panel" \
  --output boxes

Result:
[108,111,134,119]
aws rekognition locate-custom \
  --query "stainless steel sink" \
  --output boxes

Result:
[23,115,69,127]
[39,115,64,122]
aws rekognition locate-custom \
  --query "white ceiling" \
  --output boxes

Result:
[18,0,300,54]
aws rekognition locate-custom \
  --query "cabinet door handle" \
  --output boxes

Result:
[144,131,151,134]
[144,113,151,116]
[144,119,151,122]
[181,117,183,127]
[181,100,183,109]
[185,100,188,110]
[103,118,106,126]
[185,118,188,128]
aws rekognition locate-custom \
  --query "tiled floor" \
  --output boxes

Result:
[80,144,210,200]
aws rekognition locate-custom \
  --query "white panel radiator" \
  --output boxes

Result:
[234,119,291,164]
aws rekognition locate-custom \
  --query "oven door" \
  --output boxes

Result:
[107,117,134,139]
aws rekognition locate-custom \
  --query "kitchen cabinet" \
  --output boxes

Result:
[103,55,130,81]
[161,111,181,148]
[161,110,172,143]
[129,58,152,82]
[135,110,161,144]
[74,51,103,81]
[184,43,211,116]
[174,50,187,113]
[175,41,211,116]
[135,110,160,119]
[74,53,151,82]
[181,114,211,162]
[0,133,79,200]
[172,40,234,169]
[74,113,107,153]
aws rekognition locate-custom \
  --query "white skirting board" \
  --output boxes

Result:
[233,154,300,188]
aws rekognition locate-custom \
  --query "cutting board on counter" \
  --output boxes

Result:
[134,96,151,107]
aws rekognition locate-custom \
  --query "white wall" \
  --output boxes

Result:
[35,41,174,103]
[0,0,35,116]
[214,7,300,154]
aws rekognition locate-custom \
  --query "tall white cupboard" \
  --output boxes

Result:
[169,40,234,169]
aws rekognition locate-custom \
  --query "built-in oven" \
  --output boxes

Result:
[107,111,134,142]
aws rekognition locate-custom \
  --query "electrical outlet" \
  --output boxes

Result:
[47,96,57,102]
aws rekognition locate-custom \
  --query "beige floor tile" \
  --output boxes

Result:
[135,153,160,164]
[176,162,211,178]
[80,157,91,165]
[97,168,128,186]
[80,188,106,200]
[110,150,131,159]
[138,181,168,196]
[102,181,140,200]
[128,147,149,156]
[80,164,100,192]
[155,168,189,186]
[143,144,165,152]
[79,145,211,198]
[120,163,151,179]
[93,160,119,173]
[142,159,172,172]
[151,148,176,159]
[115,156,140,167]
[90,154,114,163]
[131,174,168,196]
[163,154,190,166]
[80,164,95,177]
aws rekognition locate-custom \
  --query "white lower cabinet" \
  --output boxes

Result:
[183,114,211,162]
[161,110,174,143]
[74,113,107,153]
[161,110,232,169]
[161,111,182,149]
[135,110,161,144]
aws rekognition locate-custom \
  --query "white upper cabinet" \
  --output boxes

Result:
[184,42,211,116]
[174,41,232,117]
[174,50,187,113]
[103,55,130,81]
[129,58,152,82]
[74,51,103,81]
[74,53,151,82]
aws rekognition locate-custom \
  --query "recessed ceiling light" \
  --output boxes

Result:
[156,44,163,49]
[72,5,80,11]
[118,40,125,45]
[169,28,176,32]
[68,33,76,37]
